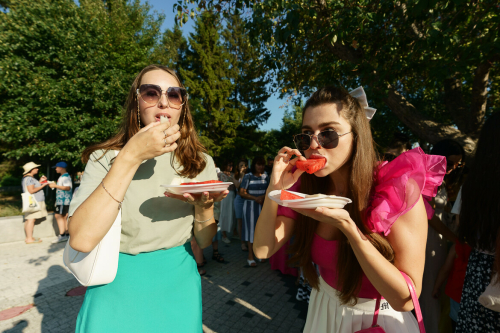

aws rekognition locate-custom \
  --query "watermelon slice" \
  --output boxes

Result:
[180,180,223,185]
[280,190,304,201]
[296,157,326,174]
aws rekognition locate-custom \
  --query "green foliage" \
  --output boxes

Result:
[180,12,244,158]
[261,104,302,158]
[0,0,164,168]
[152,25,189,70]
[0,174,21,187]
[220,14,271,161]
[177,0,499,151]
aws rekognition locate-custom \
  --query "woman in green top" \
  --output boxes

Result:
[68,65,227,333]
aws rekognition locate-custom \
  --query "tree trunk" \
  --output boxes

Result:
[383,85,477,157]
[324,39,480,158]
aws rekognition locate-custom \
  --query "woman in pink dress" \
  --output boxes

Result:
[253,86,446,332]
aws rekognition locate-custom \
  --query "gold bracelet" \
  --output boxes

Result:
[193,215,213,223]
[101,181,123,210]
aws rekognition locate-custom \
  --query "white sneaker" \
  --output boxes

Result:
[52,235,69,244]
[221,237,231,244]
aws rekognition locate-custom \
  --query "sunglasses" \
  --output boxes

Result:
[293,130,352,151]
[137,84,188,109]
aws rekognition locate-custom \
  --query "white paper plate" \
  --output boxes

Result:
[268,190,352,209]
[161,182,233,194]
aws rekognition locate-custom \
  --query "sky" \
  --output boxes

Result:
[143,0,287,131]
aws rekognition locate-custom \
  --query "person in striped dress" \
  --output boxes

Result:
[240,156,269,267]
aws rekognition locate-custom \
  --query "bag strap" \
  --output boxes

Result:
[371,295,381,327]
[371,272,426,332]
[22,176,32,194]
[401,272,426,333]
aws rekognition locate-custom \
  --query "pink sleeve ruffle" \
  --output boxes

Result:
[277,180,301,220]
[365,147,446,236]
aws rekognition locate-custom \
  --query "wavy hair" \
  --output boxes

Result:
[288,86,395,305]
[82,65,207,178]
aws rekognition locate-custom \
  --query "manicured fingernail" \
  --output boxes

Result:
[164,193,169,197]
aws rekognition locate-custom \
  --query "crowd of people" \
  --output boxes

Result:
[17,64,499,333]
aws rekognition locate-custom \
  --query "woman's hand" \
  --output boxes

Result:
[269,147,305,191]
[164,190,229,209]
[121,121,181,164]
[255,195,265,205]
[291,206,364,238]
[239,165,247,174]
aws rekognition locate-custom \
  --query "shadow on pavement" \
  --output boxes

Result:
[34,265,82,332]
[1,320,28,333]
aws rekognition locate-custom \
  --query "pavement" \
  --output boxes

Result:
[0,236,308,333]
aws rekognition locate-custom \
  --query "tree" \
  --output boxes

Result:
[152,25,189,70]
[0,0,163,168]
[221,13,271,160]
[180,12,245,159]
[176,0,499,156]
[261,104,303,158]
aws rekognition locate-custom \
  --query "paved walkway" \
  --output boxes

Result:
[0,237,307,333]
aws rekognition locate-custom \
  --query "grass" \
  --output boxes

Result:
[0,191,22,217]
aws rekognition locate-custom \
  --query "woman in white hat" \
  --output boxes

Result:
[22,162,49,244]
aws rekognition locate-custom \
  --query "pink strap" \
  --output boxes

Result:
[371,295,381,327]
[370,272,426,333]
[401,272,426,333]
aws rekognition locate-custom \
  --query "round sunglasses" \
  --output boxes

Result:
[293,130,352,151]
[137,84,188,109]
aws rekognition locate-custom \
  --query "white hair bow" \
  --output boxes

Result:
[349,86,376,120]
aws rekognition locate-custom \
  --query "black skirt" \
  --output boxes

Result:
[456,249,500,333]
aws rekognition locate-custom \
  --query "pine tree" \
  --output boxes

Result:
[221,14,270,159]
[180,12,244,158]
[152,25,188,71]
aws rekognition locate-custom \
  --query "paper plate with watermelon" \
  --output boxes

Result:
[268,189,352,209]
[161,179,232,194]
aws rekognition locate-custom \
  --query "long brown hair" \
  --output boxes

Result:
[288,87,394,305]
[82,64,207,178]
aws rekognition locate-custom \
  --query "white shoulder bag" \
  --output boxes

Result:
[21,177,41,214]
[63,151,122,286]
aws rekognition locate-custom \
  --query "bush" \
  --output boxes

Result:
[0,175,22,187]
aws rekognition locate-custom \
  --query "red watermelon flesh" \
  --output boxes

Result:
[180,180,223,185]
[280,190,304,201]
[296,157,326,174]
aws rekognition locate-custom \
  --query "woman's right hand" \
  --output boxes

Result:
[121,121,181,164]
[269,147,305,191]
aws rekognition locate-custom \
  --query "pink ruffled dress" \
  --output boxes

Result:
[277,148,446,333]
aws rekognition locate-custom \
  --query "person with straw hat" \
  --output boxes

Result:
[21,162,49,244]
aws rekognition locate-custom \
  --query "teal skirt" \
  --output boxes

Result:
[76,243,202,333]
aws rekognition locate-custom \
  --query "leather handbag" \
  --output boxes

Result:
[63,151,122,287]
[355,272,426,333]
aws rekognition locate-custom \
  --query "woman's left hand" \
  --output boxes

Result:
[291,207,358,235]
[164,190,229,208]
